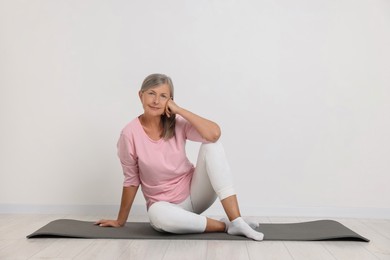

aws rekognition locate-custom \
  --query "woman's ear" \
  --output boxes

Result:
[138,91,143,100]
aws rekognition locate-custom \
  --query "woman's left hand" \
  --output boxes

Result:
[164,98,221,142]
[165,98,181,117]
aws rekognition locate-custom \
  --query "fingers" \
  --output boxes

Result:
[95,219,119,227]
[165,107,171,118]
[165,98,179,117]
[94,219,104,225]
[165,100,172,118]
[94,220,107,227]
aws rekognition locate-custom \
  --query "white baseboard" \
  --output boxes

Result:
[1,204,389,219]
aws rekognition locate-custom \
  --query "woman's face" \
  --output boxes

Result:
[139,84,171,117]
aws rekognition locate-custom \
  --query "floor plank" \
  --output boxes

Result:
[73,239,131,260]
[1,215,64,240]
[207,240,250,260]
[323,241,379,260]
[0,238,54,260]
[29,239,94,259]
[349,219,390,260]
[362,219,390,240]
[162,240,208,260]
[247,241,294,260]
[284,241,336,260]
[118,240,170,260]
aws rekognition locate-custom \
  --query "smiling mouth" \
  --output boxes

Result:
[149,106,161,110]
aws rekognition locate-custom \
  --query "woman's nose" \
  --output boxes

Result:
[153,96,160,104]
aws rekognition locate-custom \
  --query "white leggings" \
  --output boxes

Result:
[147,141,235,234]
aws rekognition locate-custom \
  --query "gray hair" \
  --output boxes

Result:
[140,73,174,99]
[140,73,176,140]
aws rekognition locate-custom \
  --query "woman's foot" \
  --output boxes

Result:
[220,217,259,230]
[223,217,264,241]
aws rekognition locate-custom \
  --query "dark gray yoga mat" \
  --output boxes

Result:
[27,219,369,242]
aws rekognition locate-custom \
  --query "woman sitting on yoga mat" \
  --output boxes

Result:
[95,73,264,241]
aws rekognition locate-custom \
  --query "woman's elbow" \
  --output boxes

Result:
[207,125,221,143]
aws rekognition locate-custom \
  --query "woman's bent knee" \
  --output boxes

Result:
[148,201,174,232]
[148,201,207,234]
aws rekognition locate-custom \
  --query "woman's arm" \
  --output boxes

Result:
[96,185,139,227]
[165,99,221,142]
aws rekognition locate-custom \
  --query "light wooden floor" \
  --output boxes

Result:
[0,214,389,260]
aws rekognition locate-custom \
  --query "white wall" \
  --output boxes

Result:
[1,0,389,218]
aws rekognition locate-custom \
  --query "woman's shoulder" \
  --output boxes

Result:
[120,116,142,137]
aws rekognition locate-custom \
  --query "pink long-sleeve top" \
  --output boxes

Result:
[117,115,208,209]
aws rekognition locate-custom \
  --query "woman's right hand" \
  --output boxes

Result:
[95,219,122,227]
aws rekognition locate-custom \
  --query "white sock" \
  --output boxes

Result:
[227,217,264,241]
[220,217,259,231]
[220,218,230,232]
